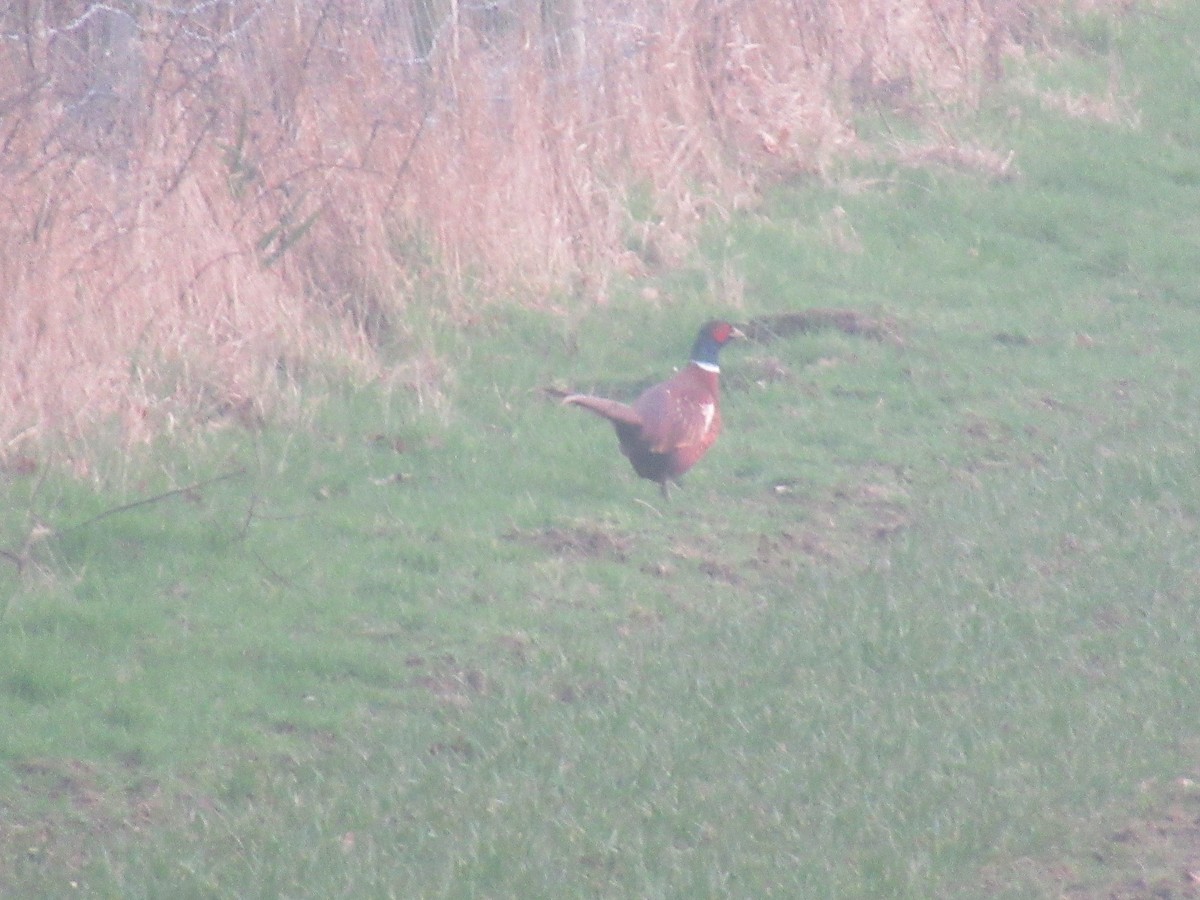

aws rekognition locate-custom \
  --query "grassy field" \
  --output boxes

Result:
[4,4,1200,897]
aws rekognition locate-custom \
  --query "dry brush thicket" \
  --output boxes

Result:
[1,0,1048,460]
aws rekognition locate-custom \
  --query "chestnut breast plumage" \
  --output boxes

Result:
[563,321,742,496]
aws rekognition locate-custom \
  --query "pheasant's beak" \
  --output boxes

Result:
[729,325,747,341]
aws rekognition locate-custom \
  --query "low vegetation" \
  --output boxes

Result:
[3,1,1200,897]
[5,0,1042,458]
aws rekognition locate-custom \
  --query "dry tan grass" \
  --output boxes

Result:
[0,0,1070,458]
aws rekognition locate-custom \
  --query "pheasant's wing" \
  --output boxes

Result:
[562,394,643,430]
[632,382,713,454]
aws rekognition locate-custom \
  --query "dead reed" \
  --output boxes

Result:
[0,0,1052,459]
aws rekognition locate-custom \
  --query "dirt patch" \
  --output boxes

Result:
[1,758,168,889]
[1062,780,1200,900]
[14,759,105,812]
[835,478,912,541]
[427,739,476,759]
[554,679,609,704]
[505,524,633,562]
[651,466,915,584]
[767,466,912,557]
[973,771,1200,899]
[742,309,901,344]
[753,528,846,570]
[409,654,490,709]
[697,559,742,585]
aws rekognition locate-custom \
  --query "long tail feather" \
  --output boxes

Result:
[562,394,643,429]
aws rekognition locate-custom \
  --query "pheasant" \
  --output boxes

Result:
[563,320,744,496]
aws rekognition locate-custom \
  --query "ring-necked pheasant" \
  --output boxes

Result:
[563,320,744,497]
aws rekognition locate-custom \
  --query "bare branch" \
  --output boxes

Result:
[56,468,248,535]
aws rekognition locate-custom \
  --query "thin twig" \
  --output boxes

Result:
[251,549,299,590]
[56,467,247,536]
[238,491,259,540]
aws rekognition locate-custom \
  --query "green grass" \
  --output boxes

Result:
[5,4,1200,897]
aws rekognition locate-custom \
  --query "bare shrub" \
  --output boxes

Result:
[0,0,1057,457]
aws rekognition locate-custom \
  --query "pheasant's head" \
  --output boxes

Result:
[690,320,746,371]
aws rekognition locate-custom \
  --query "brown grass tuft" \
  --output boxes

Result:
[1,0,1062,457]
